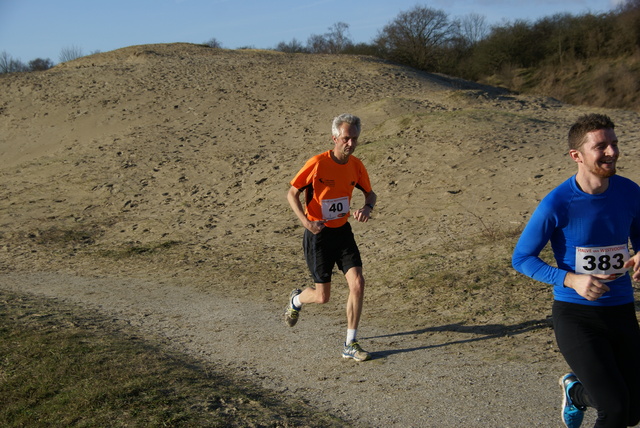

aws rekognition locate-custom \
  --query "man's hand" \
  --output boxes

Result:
[288,186,326,234]
[564,272,612,301]
[305,220,326,234]
[352,206,372,222]
[624,253,640,282]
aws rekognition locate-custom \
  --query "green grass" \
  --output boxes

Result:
[0,290,346,427]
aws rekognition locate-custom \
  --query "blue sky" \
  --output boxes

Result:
[0,0,625,64]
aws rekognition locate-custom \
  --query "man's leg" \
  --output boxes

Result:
[553,301,633,427]
[298,282,331,305]
[611,306,640,426]
[284,283,330,327]
[345,266,364,330]
[341,266,370,361]
[285,227,334,327]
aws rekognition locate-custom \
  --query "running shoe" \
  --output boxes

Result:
[559,373,585,428]
[342,341,371,361]
[284,288,302,327]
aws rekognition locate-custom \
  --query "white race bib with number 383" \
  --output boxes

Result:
[575,244,630,281]
[321,196,349,221]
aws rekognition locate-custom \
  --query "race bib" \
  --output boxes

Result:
[321,196,349,220]
[575,244,630,281]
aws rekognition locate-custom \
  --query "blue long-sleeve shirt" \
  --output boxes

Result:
[512,174,640,306]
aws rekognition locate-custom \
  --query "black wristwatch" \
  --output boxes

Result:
[365,203,374,210]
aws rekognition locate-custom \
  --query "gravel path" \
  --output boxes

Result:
[1,272,596,427]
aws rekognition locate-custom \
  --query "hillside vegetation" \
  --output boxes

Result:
[276,2,640,112]
[478,44,640,112]
[388,2,640,112]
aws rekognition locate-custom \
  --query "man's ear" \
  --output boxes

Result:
[569,149,582,164]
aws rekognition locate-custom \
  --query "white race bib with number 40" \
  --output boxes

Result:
[575,244,630,281]
[321,196,349,220]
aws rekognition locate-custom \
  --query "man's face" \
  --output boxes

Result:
[332,123,359,158]
[573,128,619,178]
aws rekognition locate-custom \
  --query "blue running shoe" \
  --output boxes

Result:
[559,373,585,428]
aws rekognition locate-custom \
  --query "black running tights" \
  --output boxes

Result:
[553,301,640,428]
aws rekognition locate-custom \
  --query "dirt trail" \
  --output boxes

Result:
[1,272,595,427]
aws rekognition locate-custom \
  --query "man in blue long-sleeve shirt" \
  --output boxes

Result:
[512,114,640,428]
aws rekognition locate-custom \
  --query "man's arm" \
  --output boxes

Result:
[563,272,612,301]
[512,205,566,287]
[626,200,640,282]
[513,204,614,301]
[353,189,377,223]
[286,185,325,234]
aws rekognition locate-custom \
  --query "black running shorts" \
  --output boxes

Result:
[303,222,362,284]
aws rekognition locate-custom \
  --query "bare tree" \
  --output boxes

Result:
[458,13,490,46]
[0,51,13,73]
[613,0,640,53]
[375,6,454,70]
[325,22,352,53]
[204,38,223,48]
[28,58,54,71]
[0,51,27,73]
[307,33,330,53]
[618,0,640,12]
[59,45,84,63]
[275,38,307,53]
[307,22,353,54]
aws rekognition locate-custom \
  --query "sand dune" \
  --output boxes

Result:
[2,43,640,426]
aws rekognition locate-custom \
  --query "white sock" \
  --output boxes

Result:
[292,294,302,310]
[346,329,357,344]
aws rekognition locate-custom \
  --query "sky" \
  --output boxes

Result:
[0,0,626,64]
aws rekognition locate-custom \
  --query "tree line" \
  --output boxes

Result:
[272,0,639,109]
[273,0,639,81]
[3,0,638,109]
[0,45,87,73]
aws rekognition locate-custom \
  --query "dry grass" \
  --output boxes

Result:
[491,55,640,112]
[0,290,347,427]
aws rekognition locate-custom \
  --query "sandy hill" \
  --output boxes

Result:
[2,42,640,332]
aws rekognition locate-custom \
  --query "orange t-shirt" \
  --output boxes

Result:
[290,150,372,228]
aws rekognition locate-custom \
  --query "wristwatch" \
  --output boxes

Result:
[365,203,374,210]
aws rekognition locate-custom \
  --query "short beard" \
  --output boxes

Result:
[590,164,616,178]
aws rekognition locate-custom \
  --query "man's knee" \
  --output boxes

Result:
[595,398,628,427]
[628,405,640,427]
[347,274,365,297]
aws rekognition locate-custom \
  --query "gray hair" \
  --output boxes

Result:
[332,113,361,138]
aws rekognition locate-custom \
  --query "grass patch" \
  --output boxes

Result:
[0,290,346,427]
[99,240,181,259]
[369,231,557,328]
[29,227,100,247]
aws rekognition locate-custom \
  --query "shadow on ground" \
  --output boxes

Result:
[365,318,552,358]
